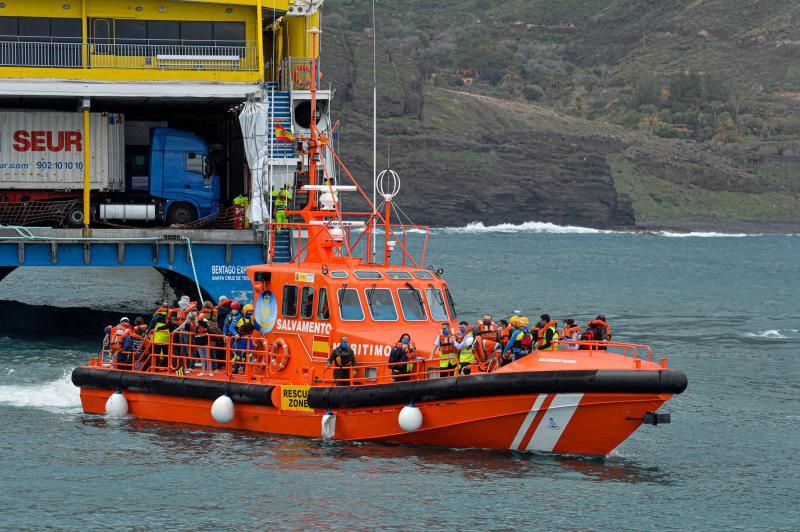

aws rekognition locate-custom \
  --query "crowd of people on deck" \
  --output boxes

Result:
[102,294,260,375]
[103,296,612,384]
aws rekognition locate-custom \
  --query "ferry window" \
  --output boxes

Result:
[398,288,427,321]
[425,288,448,321]
[147,20,180,45]
[444,287,458,319]
[337,288,364,321]
[50,19,81,41]
[414,270,435,280]
[18,17,49,38]
[300,286,314,319]
[0,18,16,39]
[317,288,330,320]
[213,21,245,46]
[387,271,413,280]
[282,285,298,317]
[116,20,146,45]
[355,270,383,280]
[330,271,348,279]
[365,288,398,321]
[180,21,213,45]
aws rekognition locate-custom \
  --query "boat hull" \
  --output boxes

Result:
[79,387,668,455]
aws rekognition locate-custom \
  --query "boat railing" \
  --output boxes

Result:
[90,331,290,382]
[553,340,659,363]
[266,216,430,267]
[314,355,463,387]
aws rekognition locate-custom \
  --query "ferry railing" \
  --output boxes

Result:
[553,340,656,363]
[0,36,258,71]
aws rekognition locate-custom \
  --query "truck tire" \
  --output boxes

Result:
[166,203,196,225]
[64,203,85,228]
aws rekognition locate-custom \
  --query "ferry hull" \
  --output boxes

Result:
[79,388,668,455]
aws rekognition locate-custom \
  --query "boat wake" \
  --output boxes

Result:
[0,370,81,413]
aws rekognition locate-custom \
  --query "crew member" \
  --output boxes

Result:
[473,329,503,371]
[560,319,582,350]
[147,306,173,370]
[478,314,499,342]
[536,314,559,351]
[326,335,356,386]
[504,317,533,362]
[431,322,458,377]
[272,184,293,231]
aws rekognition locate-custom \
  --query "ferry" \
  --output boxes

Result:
[70,11,687,457]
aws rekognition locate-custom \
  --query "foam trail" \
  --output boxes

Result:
[655,231,755,238]
[0,370,82,412]
[744,330,789,339]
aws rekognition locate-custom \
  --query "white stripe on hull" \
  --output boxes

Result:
[509,394,546,450]
[525,393,584,452]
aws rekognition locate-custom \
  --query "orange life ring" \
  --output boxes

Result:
[293,65,312,88]
[270,338,290,372]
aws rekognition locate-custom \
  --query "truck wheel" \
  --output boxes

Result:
[167,204,196,225]
[65,204,84,228]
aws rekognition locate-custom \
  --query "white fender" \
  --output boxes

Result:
[211,395,235,424]
[321,412,336,439]
[105,390,128,418]
[398,403,423,432]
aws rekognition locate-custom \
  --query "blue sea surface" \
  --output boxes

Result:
[0,228,798,529]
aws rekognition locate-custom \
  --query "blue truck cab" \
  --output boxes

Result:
[149,128,221,224]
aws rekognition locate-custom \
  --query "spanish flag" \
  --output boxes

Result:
[275,123,295,143]
[312,335,330,359]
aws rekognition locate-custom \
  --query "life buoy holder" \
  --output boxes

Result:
[293,65,312,88]
[270,338,290,372]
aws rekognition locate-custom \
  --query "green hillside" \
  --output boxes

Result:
[320,1,800,229]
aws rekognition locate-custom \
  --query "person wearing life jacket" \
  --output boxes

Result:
[504,317,534,361]
[535,314,559,351]
[431,322,458,377]
[271,184,293,232]
[326,335,356,386]
[473,330,503,372]
[147,305,174,369]
[223,301,242,336]
[560,319,582,350]
[230,303,256,374]
[128,316,148,367]
[389,333,416,381]
[106,317,133,368]
[587,315,612,350]
[478,314,499,342]
[498,319,511,347]
[454,322,476,375]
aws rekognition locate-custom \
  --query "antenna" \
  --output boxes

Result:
[371,0,377,264]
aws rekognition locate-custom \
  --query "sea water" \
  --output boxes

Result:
[0,225,798,529]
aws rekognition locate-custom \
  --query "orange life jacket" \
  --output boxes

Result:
[479,321,498,338]
[108,325,131,352]
[537,321,559,340]
[561,325,582,341]
[439,333,456,354]
[588,319,611,340]
[499,325,512,345]
[474,337,500,363]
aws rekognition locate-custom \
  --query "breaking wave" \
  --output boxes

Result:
[437,221,616,234]
[744,330,795,339]
[0,370,81,412]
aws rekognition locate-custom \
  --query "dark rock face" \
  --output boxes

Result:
[320,31,636,229]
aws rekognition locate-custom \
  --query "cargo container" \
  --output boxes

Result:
[0,110,220,226]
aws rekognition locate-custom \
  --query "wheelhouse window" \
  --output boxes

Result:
[337,288,364,321]
[425,288,448,321]
[282,285,298,317]
[365,288,398,321]
[387,271,413,280]
[330,271,348,279]
[398,288,427,321]
[413,270,435,280]
[444,287,458,319]
[317,288,330,320]
[355,270,383,280]
[300,286,314,319]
